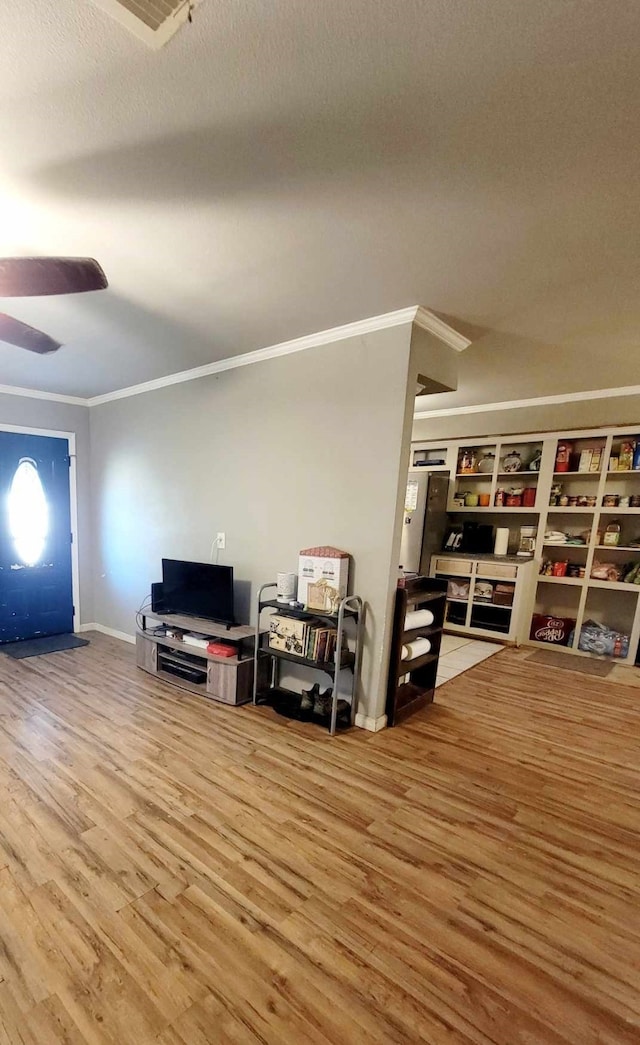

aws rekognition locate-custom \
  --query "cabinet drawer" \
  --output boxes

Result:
[476,563,518,580]
[433,557,472,576]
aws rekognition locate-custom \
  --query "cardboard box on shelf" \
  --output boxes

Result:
[530,614,576,646]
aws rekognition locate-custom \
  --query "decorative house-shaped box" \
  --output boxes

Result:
[298,546,350,613]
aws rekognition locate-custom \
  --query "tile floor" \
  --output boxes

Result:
[436,633,503,687]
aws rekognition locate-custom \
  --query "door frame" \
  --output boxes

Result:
[0,423,81,632]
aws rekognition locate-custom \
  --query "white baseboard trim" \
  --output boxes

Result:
[78,622,136,645]
[354,712,388,732]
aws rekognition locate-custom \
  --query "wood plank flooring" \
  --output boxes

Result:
[0,633,638,1044]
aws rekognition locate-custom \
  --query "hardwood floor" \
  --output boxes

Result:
[0,633,638,1043]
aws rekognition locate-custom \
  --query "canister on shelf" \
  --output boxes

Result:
[502,450,523,472]
[477,452,495,474]
[522,487,537,507]
[555,440,573,472]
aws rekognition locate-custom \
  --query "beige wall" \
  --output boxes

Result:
[414,326,640,419]
[413,392,640,444]
[90,324,452,722]
[0,392,93,623]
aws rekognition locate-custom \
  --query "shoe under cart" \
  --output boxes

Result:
[253,582,364,735]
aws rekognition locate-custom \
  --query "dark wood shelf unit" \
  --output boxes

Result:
[385,576,447,726]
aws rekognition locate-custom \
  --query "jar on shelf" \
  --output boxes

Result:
[494,488,506,507]
[522,487,537,507]
[603,521,621,547]
[502,450,523,473]
[458,449,478,474]
[477,452,495,474]
[506,488,523,507]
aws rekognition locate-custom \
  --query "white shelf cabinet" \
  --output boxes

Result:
[414,424,640,666]
[429,554,536,644]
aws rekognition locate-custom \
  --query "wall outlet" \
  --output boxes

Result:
[215,532,226,549]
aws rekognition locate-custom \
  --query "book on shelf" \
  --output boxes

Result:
[268,615,341,662]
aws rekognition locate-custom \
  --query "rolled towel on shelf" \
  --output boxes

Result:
[401,637,432,661]
[404,609,435,630]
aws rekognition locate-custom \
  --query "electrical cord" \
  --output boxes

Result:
[135,593,152,633]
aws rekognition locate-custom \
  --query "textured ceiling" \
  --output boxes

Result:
[0,0,639,398]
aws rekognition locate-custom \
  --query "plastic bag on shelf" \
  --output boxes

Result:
[590,560,623,582]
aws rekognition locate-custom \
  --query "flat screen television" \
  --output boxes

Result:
[161,559,235,626]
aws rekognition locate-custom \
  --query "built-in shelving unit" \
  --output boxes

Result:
[413,425,640,666]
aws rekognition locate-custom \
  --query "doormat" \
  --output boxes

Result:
[0,634,90,660]
[527,648,614,677]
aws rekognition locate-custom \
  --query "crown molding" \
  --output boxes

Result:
[413,308,471,352]
[0,305,468,409]
[87,306,426,407]
[414,383,640,420]
[0,382,87,407]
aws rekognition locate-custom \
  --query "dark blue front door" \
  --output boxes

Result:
[0,432,74,643]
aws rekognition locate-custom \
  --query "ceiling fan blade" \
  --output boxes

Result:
[0,313,61,354]
[0,257,108,297]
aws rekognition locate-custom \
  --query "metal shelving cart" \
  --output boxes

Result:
[253,582,364,735]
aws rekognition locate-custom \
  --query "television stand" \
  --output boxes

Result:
[137,609,266,705]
